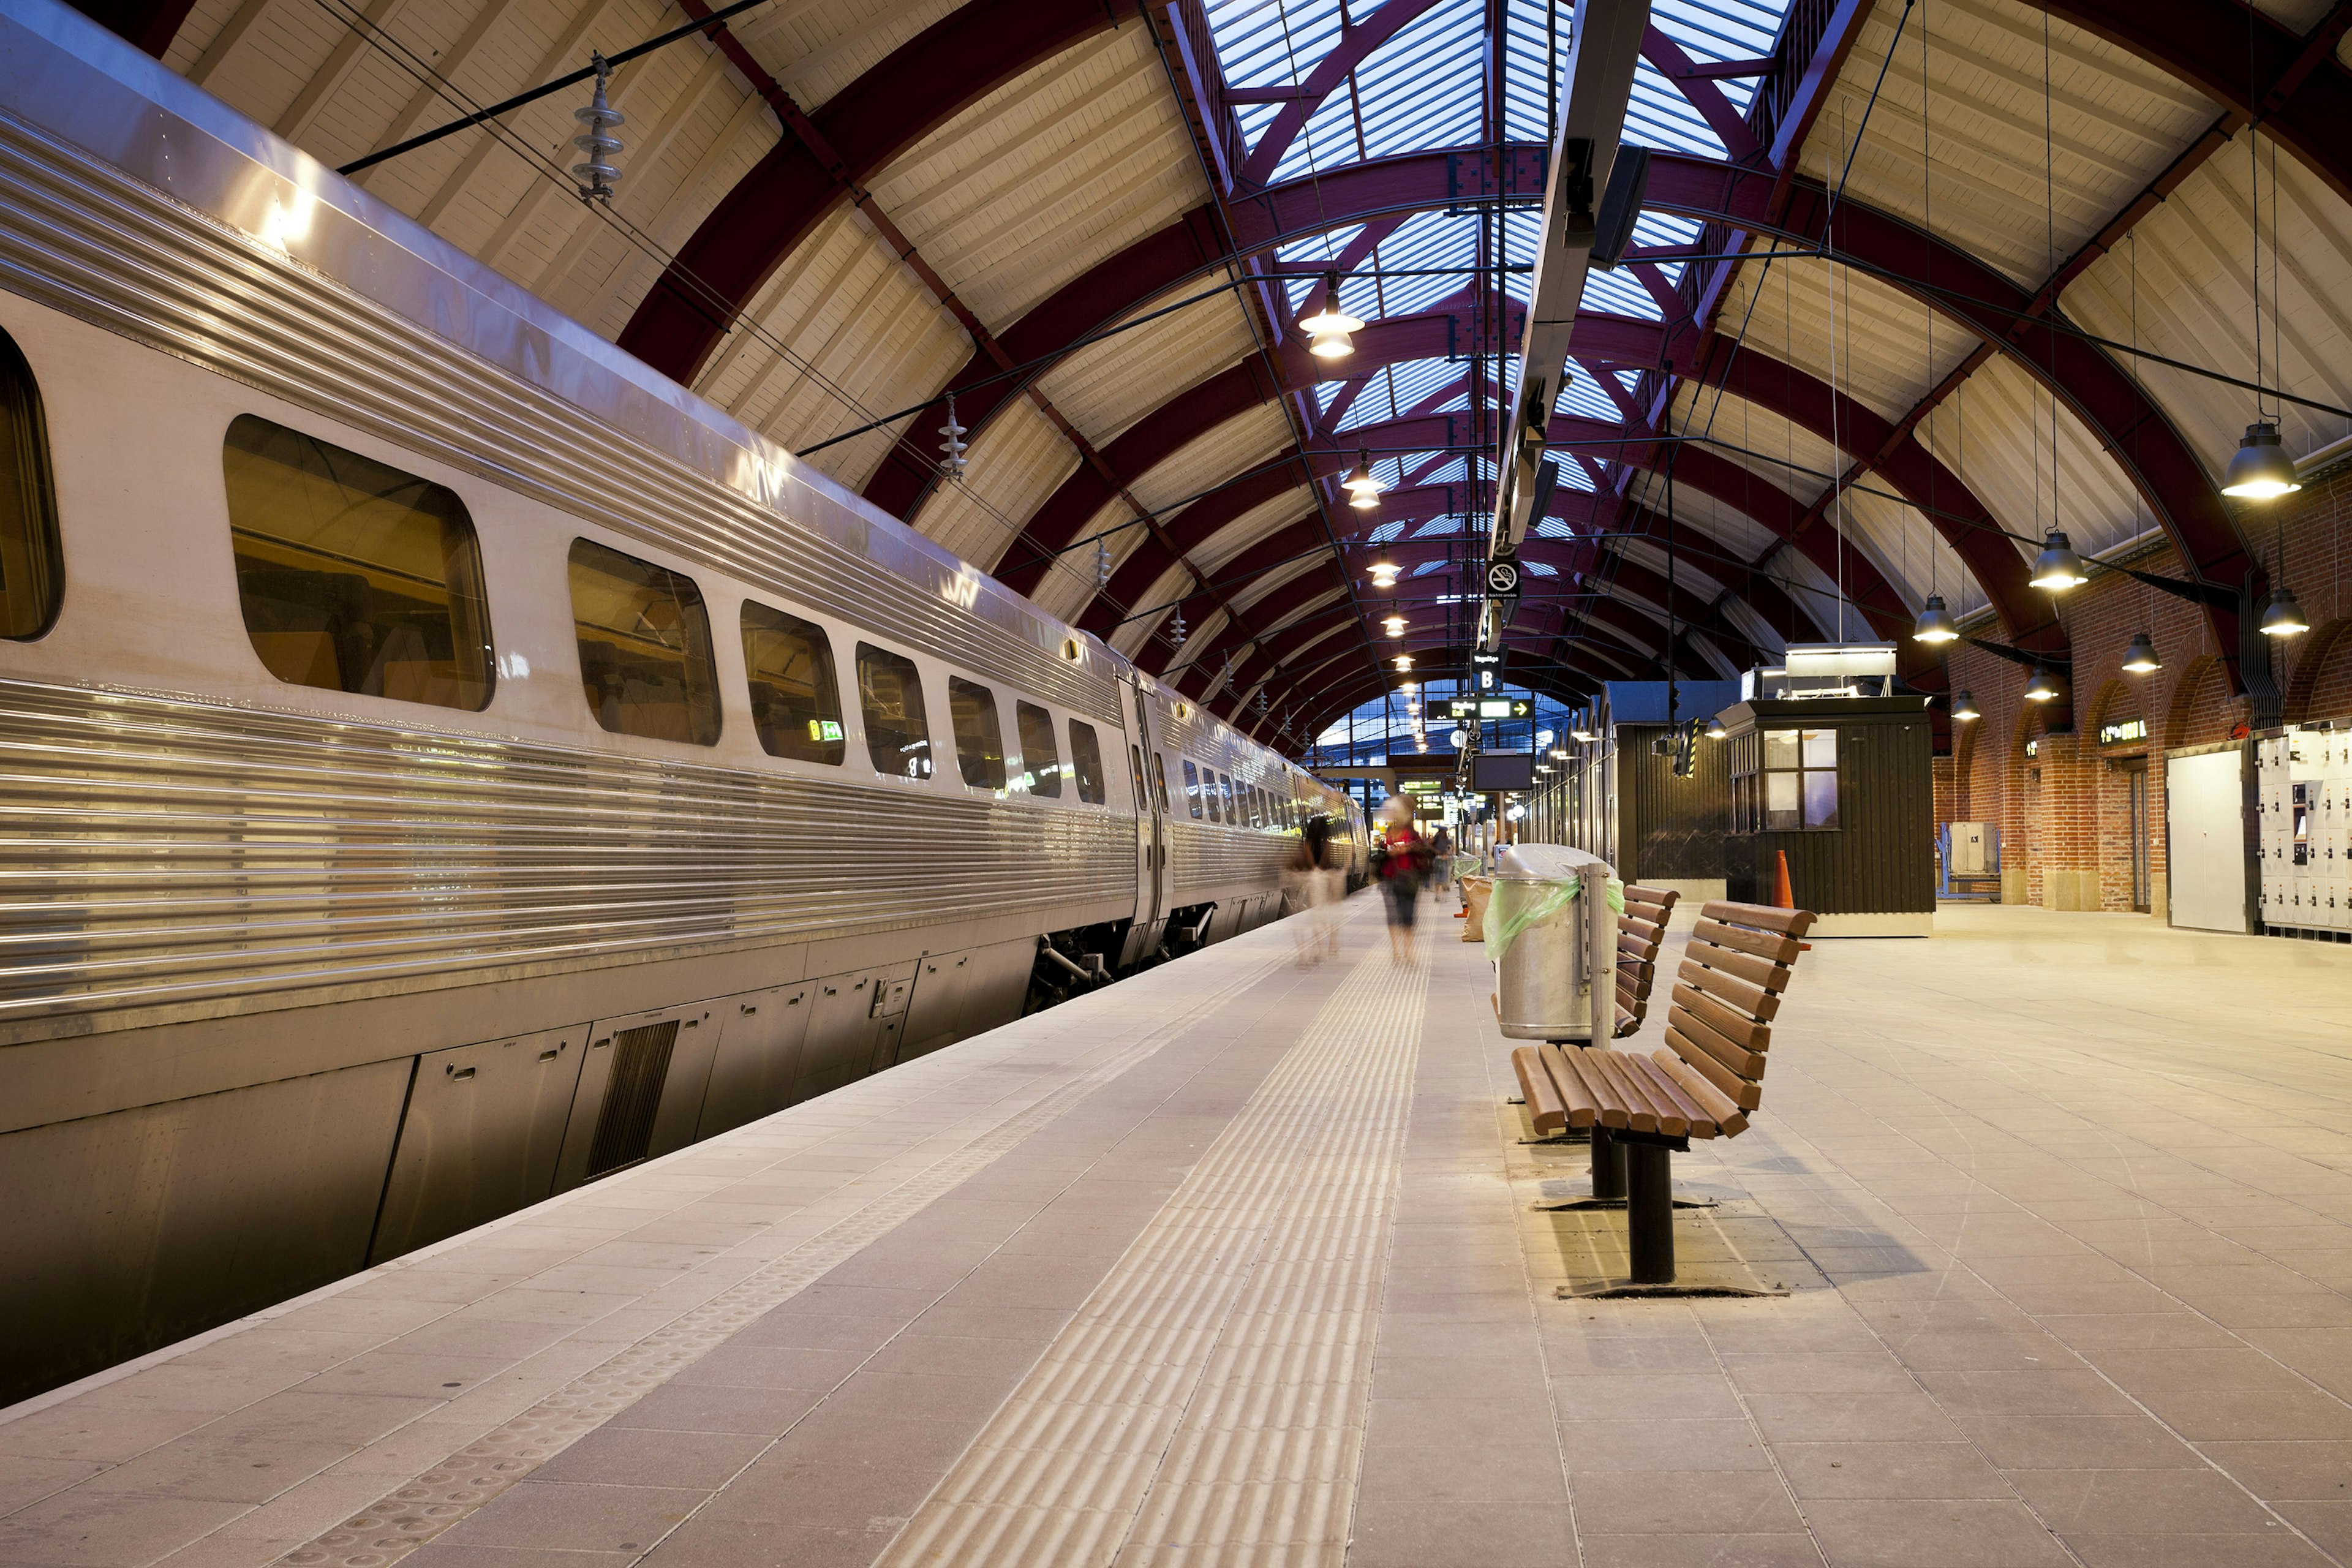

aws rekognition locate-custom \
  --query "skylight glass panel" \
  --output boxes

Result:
[1262,4,1484,186]
[1411,557,1449,575]
[1412,516,1464,538]
[1556,372,1623,424]
[1581,267,1662,320]
[1532,516,1578,540]
[1524,559,1558,576]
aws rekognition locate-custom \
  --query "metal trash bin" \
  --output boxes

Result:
[1488,844,1619,1041]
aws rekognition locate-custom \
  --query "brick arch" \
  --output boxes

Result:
[2082,679,2140,738]
[2163,654,2240,751]
[2285,619,2352,724]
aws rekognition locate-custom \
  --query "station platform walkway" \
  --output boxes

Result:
[6,893,2352,1568]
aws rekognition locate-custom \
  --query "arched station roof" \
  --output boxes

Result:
[89,0,2352,748]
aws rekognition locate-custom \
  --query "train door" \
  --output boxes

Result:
[1122,677,1171,963]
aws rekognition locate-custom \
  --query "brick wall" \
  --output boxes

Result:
[1934,467,2352,916]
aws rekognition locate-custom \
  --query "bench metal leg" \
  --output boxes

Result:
[1590,1126,1627,1201]
[1626,1143,1675,1285]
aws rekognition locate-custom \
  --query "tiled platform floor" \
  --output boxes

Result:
[5,894,2352,1566]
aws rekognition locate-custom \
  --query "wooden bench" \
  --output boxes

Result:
[1510,899,1816,1286]
[1613,884,1679,1038]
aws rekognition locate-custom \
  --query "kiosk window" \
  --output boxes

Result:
[0,330,62,639]
[740,601,843,764]
[567,538,717,743]
[856,644,933,779]
[1017,701,1061,797]
[1182,759,1203,818]
[1763,727,1839,829]
[1071,721,1108,805]
[227,415,492,710]
[948,677,1006,790]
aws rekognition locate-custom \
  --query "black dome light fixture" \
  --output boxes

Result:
[2261,582,2311,637]
[2222,422,2301,500]
[1912,593,1959,644]
[2120,630,2162,673]
[2029,529,2087,591]
[1950,689,1981,722]
[2024,665,2064,703]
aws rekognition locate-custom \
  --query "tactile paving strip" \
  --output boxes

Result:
[876,932,1429,1567]
[273,944,1297,1568]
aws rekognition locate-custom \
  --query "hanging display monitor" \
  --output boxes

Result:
[1471,752,1536,791]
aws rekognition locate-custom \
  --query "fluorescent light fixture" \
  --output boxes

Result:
[1782,643,1897,677]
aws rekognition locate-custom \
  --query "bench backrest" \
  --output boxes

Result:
[1613,884,1679,1037]
[1654,899,1816,1135]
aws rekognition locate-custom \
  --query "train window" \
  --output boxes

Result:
[0,330,62,639]
[741,601,843,764]
[1182,759,1203,819]
[225,415,492,709]
[1126,742,1145,812]
[1150,752,1169,813]
[948,676,1006,791]
[1071,722,1108,805]
[567,538,717,742]
[1219,773,1236,823]
[1017,701,1061,797]
[856,644,933,778]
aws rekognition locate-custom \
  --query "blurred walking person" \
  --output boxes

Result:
[1374,797,1433,963]
[1286,814,1338,966]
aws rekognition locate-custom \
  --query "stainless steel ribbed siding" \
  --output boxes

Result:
[1167,820,1291,899]
[0,680,1133,1023]
[0,116,1118,725]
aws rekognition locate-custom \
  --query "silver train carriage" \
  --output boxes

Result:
[0,0,1365,1403]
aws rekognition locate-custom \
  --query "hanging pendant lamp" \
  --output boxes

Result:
[1912,594,1959,644]
[1951,690,1981,722]
[1368,557,1399,590]
[2121,631,2162,673]
[2223,422,2301,499]
[2030,529,2087,590]
[1298,271,1363,360]
[1383,615,1407,637]
[1704,717,1727,741]
[1342,450,1384,511]
[1393,654,1414,672]
[2260,585,2310,636]
[2024,666,2064,703]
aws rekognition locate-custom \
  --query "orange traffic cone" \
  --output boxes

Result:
[1773,850,1812,950]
